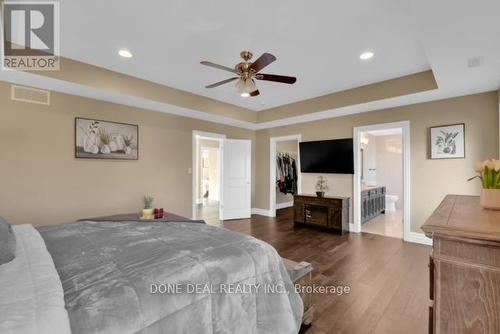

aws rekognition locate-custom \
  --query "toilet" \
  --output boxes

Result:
[385,195,399,212]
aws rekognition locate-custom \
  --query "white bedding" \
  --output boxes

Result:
[0,224,71,334]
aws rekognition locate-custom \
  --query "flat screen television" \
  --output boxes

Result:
[299,138,354,174]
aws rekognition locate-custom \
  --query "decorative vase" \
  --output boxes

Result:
[89,144,99,154]
[142,208,154,218]
[100,145,111,154]
[83,133,98,153]
[316,191,325,198]
[109,141,118,152]
[480,189,500,210]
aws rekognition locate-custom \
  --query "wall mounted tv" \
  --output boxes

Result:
[299,138,354,174]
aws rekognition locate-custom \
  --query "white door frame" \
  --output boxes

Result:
[192,130,226,220]
[270,134,302,217]
[353,121,411,241]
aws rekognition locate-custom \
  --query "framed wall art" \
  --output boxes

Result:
[429,123,465,159]
[75,117,138,160]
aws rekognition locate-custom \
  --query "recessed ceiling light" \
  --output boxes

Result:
[118,49,133,58]
[360,51,374,60]
[240,92,250,98]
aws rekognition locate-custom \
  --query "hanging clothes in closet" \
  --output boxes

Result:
[276,152,298,195]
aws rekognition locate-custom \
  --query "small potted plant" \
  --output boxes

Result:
[315,176,329,197]
[468,159,500,210]
[142,195,155,218]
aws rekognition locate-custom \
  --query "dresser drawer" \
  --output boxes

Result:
[304,204,328,226]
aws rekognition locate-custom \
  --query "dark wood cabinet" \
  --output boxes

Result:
[361,186,385,224]
[293,194,349,234]
[422,195,500,334]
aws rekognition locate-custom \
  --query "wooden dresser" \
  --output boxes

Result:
[422,195,500,334]
[293,194,349,234]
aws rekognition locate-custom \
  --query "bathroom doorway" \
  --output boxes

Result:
[193,132,224,226]
[353,121,411,241]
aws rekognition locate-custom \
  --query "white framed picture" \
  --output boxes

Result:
[430,123,465,159]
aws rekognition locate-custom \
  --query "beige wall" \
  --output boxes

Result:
[1,77,498,233]
[0,82,254,226]
[255,92,499,233]
[276,140,299,204]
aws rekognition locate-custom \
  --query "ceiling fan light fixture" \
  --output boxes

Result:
[244,79,257,93]
[236,79,256,97]
[235,79,246,93]
[202,51,296,97]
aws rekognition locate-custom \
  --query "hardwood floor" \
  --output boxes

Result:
[196,200,222,226]
[224,208,430,334]
[361,210,403,239]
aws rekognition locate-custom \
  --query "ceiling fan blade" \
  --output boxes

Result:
[249,53,276,72]
[205,77,238,88]
[200,61,238,74]
[255,73,296,84]
[249,90,260,97]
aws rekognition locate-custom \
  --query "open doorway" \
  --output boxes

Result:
[193,131,225,226]
[359,128,403,238]
[270,135,302,217]
[353,121,411,241]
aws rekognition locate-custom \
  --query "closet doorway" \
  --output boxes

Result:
[270,135,302,217]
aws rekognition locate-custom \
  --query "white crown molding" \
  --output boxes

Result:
[0,71,496,131]
[0,71,258,130]
[253,85,497,130]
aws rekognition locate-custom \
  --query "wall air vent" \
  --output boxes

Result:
[11,85,50,105]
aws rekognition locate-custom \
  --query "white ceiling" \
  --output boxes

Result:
[407,0,500,93]
[1,0,498,121]
[56,0,434,111]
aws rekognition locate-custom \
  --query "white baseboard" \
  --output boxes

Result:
[276,201,294,210]
[405,232,433,246]
[251,208,273,217]
[350,223,432,246]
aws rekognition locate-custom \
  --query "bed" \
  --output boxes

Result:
[0,218,303,334]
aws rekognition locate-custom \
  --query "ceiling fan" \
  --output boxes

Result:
[201,51,296,97]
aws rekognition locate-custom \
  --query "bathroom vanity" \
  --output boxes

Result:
[361,186,386,224]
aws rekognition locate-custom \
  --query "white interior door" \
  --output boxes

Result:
[222,139,251,220]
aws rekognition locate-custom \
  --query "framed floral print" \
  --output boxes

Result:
[429,123,465,159]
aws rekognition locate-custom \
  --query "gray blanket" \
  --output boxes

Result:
[38,221,303,334]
